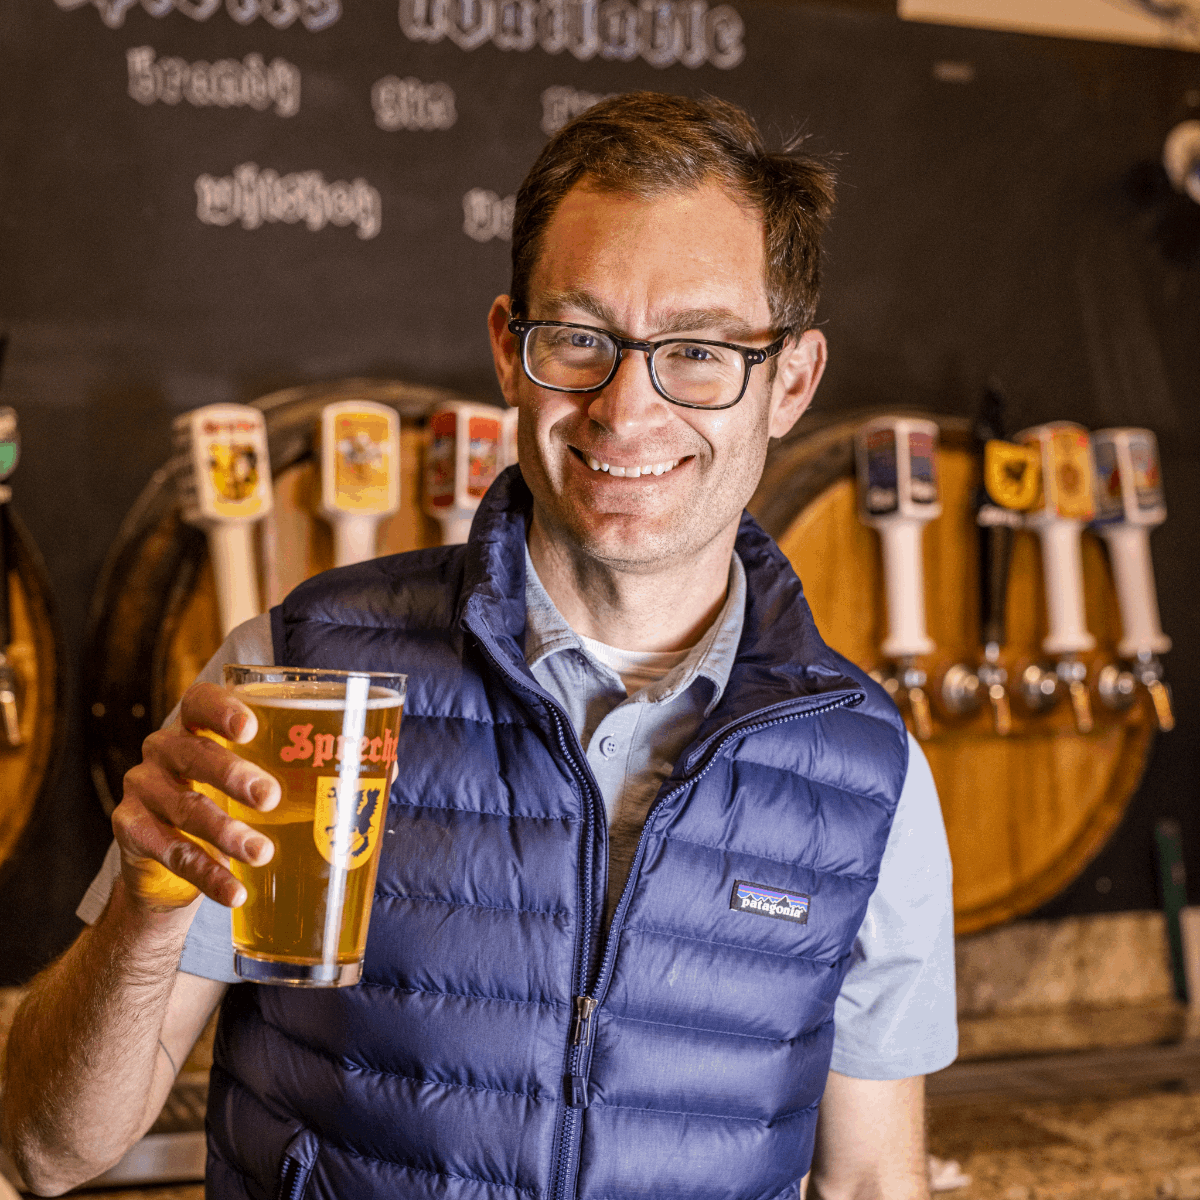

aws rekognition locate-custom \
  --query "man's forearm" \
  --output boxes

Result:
[1,879,194,1194]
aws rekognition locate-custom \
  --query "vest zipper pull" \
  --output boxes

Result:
[570,996,598,1047]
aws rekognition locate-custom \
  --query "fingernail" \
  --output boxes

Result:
[245,835,269,862]
[229,713,248,739]
[249,779,275,808]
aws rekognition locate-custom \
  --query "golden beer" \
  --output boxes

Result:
[222,666,405,986]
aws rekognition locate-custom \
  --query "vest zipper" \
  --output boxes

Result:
[464,630,608,1200]
[276,1158,304,1200]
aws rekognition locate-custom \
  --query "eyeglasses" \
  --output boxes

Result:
[508,318,788,411]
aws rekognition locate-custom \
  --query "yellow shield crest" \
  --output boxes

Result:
[313,775,388,869]
[984,440,1040,510]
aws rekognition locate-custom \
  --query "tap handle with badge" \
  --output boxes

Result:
[173,404,273,639]
[855,416,941,739]
[1091,427,1173,731]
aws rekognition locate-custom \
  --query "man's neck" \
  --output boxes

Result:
[526,511,738,652]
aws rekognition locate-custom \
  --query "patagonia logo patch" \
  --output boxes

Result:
[730,880,810,924]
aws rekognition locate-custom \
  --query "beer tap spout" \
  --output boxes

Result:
[976,643,1012,736]
[874,658,934,741]
[1057,655,1094,734]
[1134,653,1175,732]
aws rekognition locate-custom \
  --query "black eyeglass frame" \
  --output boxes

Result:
[507,317,789,411]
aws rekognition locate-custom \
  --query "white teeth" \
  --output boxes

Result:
[586,456,683,477]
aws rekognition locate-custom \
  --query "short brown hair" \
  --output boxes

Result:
[510,92,836,338]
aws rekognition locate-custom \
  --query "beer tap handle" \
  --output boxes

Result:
[0,362,22,747]
[907,682,933,741]
[319,401,401,568]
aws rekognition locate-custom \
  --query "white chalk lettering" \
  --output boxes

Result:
[540,84,613,134]
[54,0,340,31]
[397,0,743,69]
[372,76,457,131]
[195,163,382,239]
[128,47,300,116]
[462,189,514,242]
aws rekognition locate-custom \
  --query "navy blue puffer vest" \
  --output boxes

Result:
[205,468,908,1200]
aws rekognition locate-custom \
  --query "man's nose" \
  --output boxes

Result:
[586,349,671,437]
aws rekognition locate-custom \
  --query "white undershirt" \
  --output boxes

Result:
[575,634,691,697]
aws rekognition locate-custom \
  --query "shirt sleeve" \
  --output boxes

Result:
[75,613,274,984]
[829,734,957,1080]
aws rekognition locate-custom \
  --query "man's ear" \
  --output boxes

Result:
[767,328,827,440]
[488,295,521,406]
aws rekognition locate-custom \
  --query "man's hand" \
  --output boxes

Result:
[805,1072,929,1200]
[0,678,275,1194]
[115,680,280,909]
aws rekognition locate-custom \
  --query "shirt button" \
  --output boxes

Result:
[599,736,619,758]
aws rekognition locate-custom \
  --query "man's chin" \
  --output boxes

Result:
[559,509,698,569]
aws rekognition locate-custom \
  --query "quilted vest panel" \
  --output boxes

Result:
[205,468,908,1200]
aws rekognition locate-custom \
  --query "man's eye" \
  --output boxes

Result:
[680,345,713,361]
[569,332,599,349]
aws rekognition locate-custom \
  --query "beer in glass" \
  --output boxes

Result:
[221,664,405,986]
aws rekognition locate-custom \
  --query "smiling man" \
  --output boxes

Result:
[3,94,955,1200]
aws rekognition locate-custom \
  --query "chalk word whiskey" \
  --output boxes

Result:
[54,0,339,32]
[196,164,382,239]
[399,0,745,70]
[540,84,612,134]
[463,189,514,242]
[372,76,457,131]
[128,47,301,116]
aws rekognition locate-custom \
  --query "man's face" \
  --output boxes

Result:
[489,180,824,572]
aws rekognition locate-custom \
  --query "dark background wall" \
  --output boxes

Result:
[1,0,1198,983]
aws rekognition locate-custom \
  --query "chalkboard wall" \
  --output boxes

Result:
[1,0,1198,982]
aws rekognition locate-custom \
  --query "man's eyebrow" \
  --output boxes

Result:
[536,291,763,342]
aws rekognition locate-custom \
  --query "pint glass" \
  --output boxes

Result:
[221,664,406,987]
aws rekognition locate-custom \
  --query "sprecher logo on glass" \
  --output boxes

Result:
[314,776,387,868]
[730,880,810,924]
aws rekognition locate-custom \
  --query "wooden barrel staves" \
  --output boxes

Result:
[749,413,1157,935]
[0,510,65,870]
[84,379,461,816]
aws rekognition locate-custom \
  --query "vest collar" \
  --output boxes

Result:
[458,467,866,733]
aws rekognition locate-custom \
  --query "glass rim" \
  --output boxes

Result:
[223,663,407,689]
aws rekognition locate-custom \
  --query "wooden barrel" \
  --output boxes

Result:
[85,379,463,816]
[749,413,1157,935]
[0,510,66,870]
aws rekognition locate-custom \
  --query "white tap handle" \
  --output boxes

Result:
[879,519,935,659]
[207,522,261,637]
[332,515,381,567]
[1038,519,1095,656]
[439,513,475,545]
[1099,524,1170,658]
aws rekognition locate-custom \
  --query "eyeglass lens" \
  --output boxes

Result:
[525,325,746,407]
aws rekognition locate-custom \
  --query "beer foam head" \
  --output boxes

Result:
[234,680,403,710]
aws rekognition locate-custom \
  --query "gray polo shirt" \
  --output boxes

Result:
[79,552,957,1081]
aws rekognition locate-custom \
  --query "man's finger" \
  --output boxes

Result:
[143,726,280,812]
[178,679,258,744]
[114,804,247,909]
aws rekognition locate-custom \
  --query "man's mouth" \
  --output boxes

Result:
[571,446,687,478]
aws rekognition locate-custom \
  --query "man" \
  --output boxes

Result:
[2,93,954,1198]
